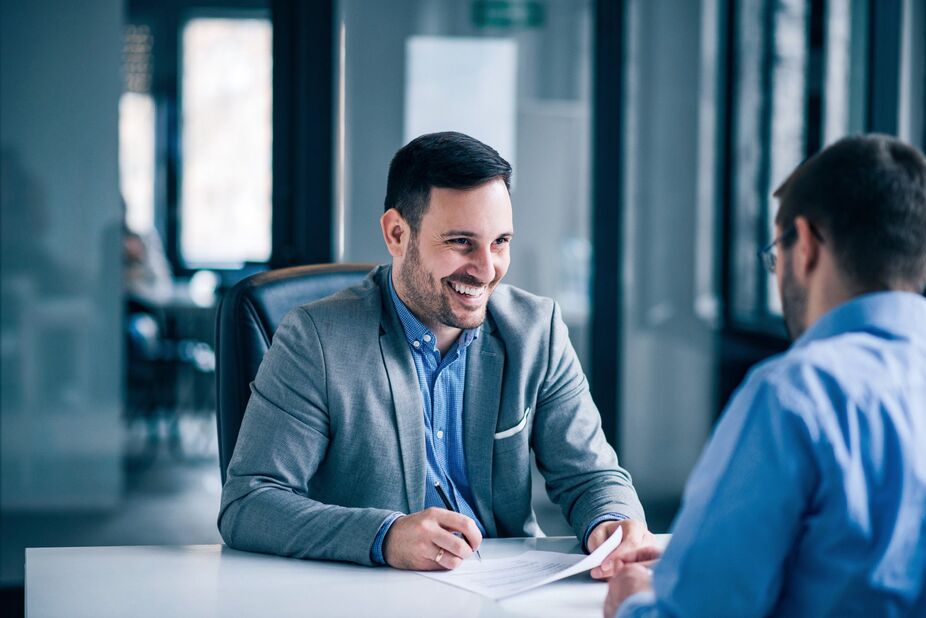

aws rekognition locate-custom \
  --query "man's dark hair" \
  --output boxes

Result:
[774,134,926,292]
[384,131,512,232]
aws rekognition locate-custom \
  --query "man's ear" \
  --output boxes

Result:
[380,208,409,258]
[792,216,821,283]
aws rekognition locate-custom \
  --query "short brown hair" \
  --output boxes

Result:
[774,134,926,292]
[384,132,512,233]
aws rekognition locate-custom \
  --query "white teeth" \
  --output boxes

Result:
[450,282,486,297]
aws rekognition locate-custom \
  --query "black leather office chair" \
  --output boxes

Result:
[215,263,375,483]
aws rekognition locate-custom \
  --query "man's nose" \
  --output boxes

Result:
[467,245,495,283]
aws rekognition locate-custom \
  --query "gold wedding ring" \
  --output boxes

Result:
[434,548,445,563]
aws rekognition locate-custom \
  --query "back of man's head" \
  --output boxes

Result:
[774,134,926,293]
[384,132,512,233]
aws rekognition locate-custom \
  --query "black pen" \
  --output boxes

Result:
[434,481,482,561]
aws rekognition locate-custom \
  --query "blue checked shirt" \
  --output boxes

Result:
[370,278,487,564]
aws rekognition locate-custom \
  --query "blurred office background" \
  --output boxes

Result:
[1,0,923,612]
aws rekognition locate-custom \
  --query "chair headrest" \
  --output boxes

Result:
[215,264,375,483]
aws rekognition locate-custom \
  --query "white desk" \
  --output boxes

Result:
[27,535,670,617]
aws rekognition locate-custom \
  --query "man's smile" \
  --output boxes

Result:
[449,280,487,297]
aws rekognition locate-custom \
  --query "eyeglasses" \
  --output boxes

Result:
[757,222,823,274]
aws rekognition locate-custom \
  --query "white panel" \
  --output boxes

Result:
[0,0,123,510]
[404,36,518,173]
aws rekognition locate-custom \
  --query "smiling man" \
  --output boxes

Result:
[219,132,649,570]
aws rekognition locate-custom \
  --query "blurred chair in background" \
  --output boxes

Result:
[124,225,217,461]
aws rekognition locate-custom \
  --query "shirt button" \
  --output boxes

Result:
[437,430,444,439]
[412,340,420,348]
[423,334,432,343]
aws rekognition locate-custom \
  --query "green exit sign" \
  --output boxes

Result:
[472,1,546,29]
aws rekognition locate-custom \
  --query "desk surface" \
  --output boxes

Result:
[27,535,670,618]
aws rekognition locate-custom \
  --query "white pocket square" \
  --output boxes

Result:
[494,406,531,440]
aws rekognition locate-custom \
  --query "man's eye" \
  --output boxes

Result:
[494,237,510,246]
[449,238,470,246]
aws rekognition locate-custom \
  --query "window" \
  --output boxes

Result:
[728,0,868,330]
[120,24,156,233]
[120,92,157,233]
[180,17,272,266]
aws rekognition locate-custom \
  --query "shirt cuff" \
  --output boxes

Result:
[583,512,629,553]
[615,590,658,618]
[370,512,405,565]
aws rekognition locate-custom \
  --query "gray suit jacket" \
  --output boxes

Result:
[218,265,644,565]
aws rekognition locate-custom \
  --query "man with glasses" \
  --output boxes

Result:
[603,134,926,617]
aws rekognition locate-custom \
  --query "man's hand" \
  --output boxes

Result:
[603,561,654,618]
[588,519,655,579]
[382,507,482,571]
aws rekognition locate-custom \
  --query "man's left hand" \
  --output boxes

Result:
[588,519,654,580]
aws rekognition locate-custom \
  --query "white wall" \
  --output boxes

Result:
[1,0,124,509]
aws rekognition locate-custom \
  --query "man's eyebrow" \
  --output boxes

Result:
[440,230,514,238]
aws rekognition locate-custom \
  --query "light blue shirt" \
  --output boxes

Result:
[619,292,926,617]
[370,277,486,564]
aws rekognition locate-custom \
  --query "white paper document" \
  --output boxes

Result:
[416,527,622,600]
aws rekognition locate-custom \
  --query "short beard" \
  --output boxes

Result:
[780,252,808,340]
[398,235,487,331]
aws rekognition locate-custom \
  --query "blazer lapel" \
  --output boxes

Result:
[379,290,427,514]
[463,319,504,537]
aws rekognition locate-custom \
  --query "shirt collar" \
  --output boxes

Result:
[387,272,479,353]
[793,291,926,349]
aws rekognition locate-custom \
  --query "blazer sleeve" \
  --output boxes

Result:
[531,301,646,538]
[217,306,396,566]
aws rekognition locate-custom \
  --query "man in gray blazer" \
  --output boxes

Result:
[219,131,649,570]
